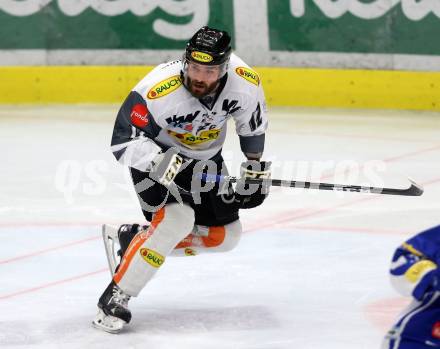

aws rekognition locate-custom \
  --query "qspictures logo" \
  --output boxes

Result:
[147,75,182,99]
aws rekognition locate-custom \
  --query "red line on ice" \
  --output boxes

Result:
[0,235,101,265]
[0,268,108,300]
[1,162,439,298]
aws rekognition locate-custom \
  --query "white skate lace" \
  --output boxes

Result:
[110,286,131,308]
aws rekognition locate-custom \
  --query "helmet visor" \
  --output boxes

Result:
[182,55,228,79]
[182,58,227,98]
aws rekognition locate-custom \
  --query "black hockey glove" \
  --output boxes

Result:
[234,160,271,209]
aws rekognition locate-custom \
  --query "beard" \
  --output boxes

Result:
[185,77,219,98]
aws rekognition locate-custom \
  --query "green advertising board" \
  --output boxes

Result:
[1,0,440,70]
[1,1,440,109]
[0,0,234,49]
[268,0,440,55]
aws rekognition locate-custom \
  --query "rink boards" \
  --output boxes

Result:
[1,66,439,111]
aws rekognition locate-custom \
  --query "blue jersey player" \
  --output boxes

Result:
[383,225,440,349]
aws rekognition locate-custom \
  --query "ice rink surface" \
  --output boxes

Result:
[1,105,439,348]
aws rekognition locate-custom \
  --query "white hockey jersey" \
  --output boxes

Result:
[110,54,268,172]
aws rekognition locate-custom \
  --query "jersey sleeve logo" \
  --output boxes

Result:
[235,67,260,86]
[130,104,149,128]
[147,75,182,99]
[191,51,213,63]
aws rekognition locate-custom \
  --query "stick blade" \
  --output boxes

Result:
[406,178,424,196]
[361,178,423,196]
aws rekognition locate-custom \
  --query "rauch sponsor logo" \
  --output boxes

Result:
[191,51,213,63]
[235,67,260,86]
[139,248,165,268]
[147,75,182,99]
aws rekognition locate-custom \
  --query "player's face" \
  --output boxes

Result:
[186,62,222,98]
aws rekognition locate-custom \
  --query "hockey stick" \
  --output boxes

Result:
[199,174,423,196]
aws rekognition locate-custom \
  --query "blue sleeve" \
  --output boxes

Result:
[403,225,440,263]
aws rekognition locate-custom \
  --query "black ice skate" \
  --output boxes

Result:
[92,280,132,334]
[102,223,149,275]
[118,224,143,258]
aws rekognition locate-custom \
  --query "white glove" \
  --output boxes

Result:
[150,147,183,187]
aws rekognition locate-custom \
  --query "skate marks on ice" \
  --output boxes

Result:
[131,305,277,333]
[0,322,38,347]
[0,307,277,347]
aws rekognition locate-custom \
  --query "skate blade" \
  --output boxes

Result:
[102,224,120,276]
[92,309,126,334]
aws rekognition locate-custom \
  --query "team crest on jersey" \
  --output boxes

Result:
[183,124,193,131]
[235,67,260,86]
[139,248,164,268]
[147,75,182,99]
[191,51,213,63]
[166,111,200,126]
[168,129,220,146]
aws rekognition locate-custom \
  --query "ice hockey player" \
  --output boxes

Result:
[92,26,270,333]
[382,224,440,349]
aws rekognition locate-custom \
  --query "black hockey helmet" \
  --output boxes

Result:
[184,26,232,66]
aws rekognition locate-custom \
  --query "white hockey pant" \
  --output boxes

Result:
[113,203,194,296]
[113,203,242,296]
[170,219,242,256]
